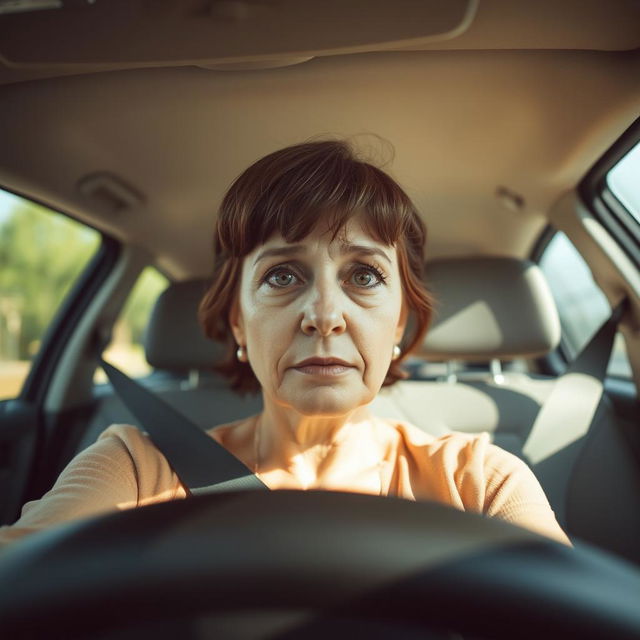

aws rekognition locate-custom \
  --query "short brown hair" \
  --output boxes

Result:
[199,139,434,393]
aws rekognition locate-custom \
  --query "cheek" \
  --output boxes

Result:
[242,299,296,377]
[357,303,403,376]
[366,289,403,335]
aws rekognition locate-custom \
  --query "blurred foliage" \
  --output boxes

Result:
[95,266,168,383]
[117,266,168,346]
[0,193,167,364]
[0,196,100,360]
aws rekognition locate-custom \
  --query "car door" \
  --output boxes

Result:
[0,189,115,524]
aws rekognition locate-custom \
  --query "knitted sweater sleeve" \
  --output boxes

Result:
[0,424,182,552]
[475,433,572,546]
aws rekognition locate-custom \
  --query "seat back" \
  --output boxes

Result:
[78,280,262,452]
[371,256,564,459]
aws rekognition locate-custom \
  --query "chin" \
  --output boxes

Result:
[294,404,354,418]
[281,387,368,417]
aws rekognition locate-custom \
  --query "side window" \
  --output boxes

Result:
[94,266,168,383]
[538,231,632,378]
[0,190,101,400]
[607,139,640,221]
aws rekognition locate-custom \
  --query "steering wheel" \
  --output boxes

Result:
[0,491,638,639]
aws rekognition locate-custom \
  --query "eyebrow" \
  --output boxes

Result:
[253,243,392,266]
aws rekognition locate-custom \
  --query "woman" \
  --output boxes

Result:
[0,139,571,548]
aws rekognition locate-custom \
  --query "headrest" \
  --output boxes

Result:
[420,257,560,361]
[144,279,225,371]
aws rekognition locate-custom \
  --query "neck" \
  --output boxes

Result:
[253,401,375,475]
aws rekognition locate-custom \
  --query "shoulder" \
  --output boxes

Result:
[377,417,529,496]
[382,418,522,468]
[97,423,158,455]
[93,423,161,473]
[95,424,182,500]
[378,417,493,462]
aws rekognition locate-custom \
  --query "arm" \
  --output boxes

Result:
[0,424,175,551]
[481,441,573,547]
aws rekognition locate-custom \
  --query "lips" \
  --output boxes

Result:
[291,357,355,376]
[293,357,353,368]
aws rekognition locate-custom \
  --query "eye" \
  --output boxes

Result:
[264,267,300,289]
[349,264,387,288]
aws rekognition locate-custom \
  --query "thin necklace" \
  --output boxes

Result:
[252,415,388,495]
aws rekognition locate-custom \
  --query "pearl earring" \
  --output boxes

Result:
[236,345,247,362]
[392,345,401,360]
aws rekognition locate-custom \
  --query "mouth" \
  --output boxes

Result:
[292,357,355,376]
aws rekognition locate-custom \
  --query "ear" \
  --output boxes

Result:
[228,296,246,346]
[394,300,409,344]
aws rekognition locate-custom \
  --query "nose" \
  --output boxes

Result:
[300,281,347,337]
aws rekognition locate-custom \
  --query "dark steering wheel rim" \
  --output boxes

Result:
[0,490,639,639]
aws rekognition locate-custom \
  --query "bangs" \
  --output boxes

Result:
[215,140,416,257]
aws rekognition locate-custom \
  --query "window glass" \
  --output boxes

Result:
[538,231,632,378]
[607,140,640,221]
[0,190,101,400]
[94,267,169,383]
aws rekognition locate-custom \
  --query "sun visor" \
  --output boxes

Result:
[0,0,476,70]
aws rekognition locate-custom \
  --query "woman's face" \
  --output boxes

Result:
[230,214,407,416]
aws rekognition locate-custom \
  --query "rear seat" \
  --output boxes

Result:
[80,258,638,561]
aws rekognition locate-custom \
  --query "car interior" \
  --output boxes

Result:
[0,0,639,636]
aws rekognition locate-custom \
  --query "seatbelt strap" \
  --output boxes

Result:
[99,359,268,495]
[522,297,628,526]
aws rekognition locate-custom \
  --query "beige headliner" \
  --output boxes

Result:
[0,1,638,279]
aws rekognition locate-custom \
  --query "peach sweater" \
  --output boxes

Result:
[0,418,571,549]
